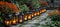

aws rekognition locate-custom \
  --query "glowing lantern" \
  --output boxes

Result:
[32,14,34,17]
[27,14,32,20]
[31,13,34,17]
[34,12,37,16]
[41,9,44,12]
[16,18,18,22]
[39,10,42,14]
[18,16,23,23]
[24,15,28,20]
[4,20,11,26]
[19,19,23,23]
[37,11,40,15]
[11,18,17,25]
[43,9,46,12]
[12,20,16,25]
[40,11,42,14]
[41,9,46,13]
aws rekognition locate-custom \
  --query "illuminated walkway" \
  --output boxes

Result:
[10,10,50,27]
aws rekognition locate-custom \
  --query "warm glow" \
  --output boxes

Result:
[28,16,31,19]
[41,10,44,12]
[43,9,46,12]
[19,19,22,22]
[5,20,11,25]
[24,16,27,20]
[13,20,16,24]
[39,10,42,14]
[5,21,9,25]
[40,11,42,14]
[12,19,17,24]
[37,12,40,15]
[34,12,37,16]
[24,18,27,20]
[41,9,46,12]
[34,14,36,16]
[16,18,18,22]
[32,13,34,17]
[32,14,34,17]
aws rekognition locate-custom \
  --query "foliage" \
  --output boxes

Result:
[49,15,60,21]
[19,4,30,12]
[42,14,60,27]
[31,0,41,9]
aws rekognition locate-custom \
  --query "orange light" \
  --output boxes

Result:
[41,9,46,12]
[12,20,16,24]
[41,10,44,12]
[24,16,27,20]
[5,20,11,25]
[34,12,37,16]
[43,9,46,12]
[19,19,22,23]
[16,18,18,22]
[37,12,40,15]
[12,19,17,25]
[32,14,34,17]
[39,10,42,14]
[40,11,42,14]
[28,14,31,20]
[31,13,34,17]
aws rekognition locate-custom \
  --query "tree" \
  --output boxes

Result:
[31,0,41,10]
[50,0,54,3]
